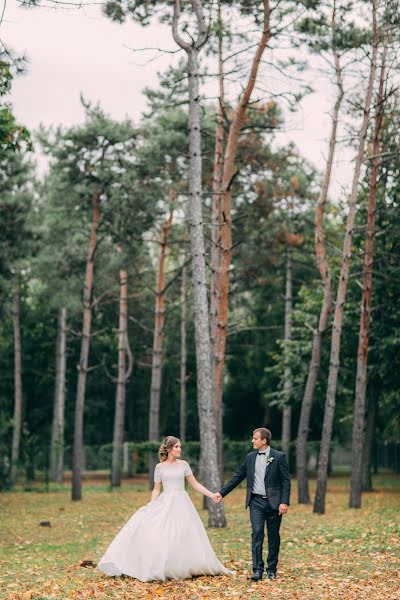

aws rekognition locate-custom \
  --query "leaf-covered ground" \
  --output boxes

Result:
[0,474,399,599]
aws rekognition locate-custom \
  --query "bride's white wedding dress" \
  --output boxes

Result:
[98,459,231,582]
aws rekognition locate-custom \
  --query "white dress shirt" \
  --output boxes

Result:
[252,446,271,496]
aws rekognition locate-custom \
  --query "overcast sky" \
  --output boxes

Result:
[4,1,353,197]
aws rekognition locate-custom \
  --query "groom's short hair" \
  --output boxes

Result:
[253,427,272,445]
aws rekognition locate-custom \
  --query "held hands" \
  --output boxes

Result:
[211,492,222,504]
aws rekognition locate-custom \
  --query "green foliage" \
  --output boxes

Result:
[34,100,157,308]
[0,59,33,298]
[296,11,372,54]
[0,61,31,159]
[142,62,188,112]
[1,5,399,486]
[103,0,165,24]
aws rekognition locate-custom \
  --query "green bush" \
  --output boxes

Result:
[63,439,321,474]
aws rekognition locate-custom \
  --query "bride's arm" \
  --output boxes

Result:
[150,481,161,502]
[186,475,217,500]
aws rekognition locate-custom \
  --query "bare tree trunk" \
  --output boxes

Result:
[50,311,61,477]
[72,190,100,501]
[50,306,67,483]
[313,0,379,514]
[10,278,22,487]
[111,267,132,487]
[213,1,271,485]
[149,209,174,443]
[148,208,173,488]
[362,392,376,492]
[350,30,387,508]
[281,247,293,465]
[362,387,377,492]
[296,1,343,504]
[210,0,225,485]
[172,0,226,527]
[209,0,270,487]
[180,253,188,443]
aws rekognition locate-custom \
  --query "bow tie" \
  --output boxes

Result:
[258,452,268,455]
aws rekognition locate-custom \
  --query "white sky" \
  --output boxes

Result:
[3,0,354,197]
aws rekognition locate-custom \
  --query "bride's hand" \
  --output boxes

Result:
[211,492,221,503]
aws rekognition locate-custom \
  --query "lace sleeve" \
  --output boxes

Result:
[184,461,193,477]
[154,464,162,483]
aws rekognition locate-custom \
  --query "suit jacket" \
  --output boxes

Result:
[219,448,291,510]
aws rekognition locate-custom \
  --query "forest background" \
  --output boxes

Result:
[0,0,399,524]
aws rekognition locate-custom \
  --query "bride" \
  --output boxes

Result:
[98,436,232,582]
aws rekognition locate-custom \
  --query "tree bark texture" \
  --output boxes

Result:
[50,306,67,483]
[210,0,225,483]
[313,0,379,514]
[147,208,173,488]
[349,29,388,508]
[149,209,174,443]
[296,1,344,504]
[212,0,271,486]
[281,246,293,465]
[112,267,132,487]
[180,253,188,443]
[72,190,100,501]
[362,392,376,492]
[51,311,61,477]
[172,0,226,527]
[10,278,22,486]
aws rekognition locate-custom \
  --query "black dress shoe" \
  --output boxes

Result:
[266,571,276,580]
[250,570,263,581]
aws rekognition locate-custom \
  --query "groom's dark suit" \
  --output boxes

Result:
[219,447,290,575]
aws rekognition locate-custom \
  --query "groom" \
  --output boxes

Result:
[215,428,290,581]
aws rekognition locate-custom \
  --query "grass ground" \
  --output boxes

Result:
[0,474,399,599]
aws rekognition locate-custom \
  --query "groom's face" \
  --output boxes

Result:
[252,432,267,450]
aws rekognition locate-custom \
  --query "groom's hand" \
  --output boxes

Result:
[214,492,222,503]
[278,503,288,516]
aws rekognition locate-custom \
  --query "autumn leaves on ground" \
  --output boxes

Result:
[1,474,399,600]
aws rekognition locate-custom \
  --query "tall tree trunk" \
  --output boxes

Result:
[148,208,173,487]
[281,246,293,465]
[50,311,61,476]
[210,0,225,484]
[180,252,188,443]
[10,278,22,487]
[211,0,271,487]
[149,209,174,443]
[362,392,376,492]
[111,267,131,487]
[50,306,67,483]
[172,0,226,527]
[72,190,100,501]
[313,0,379,514]
[296,1,344,504]
[349,30,388,508]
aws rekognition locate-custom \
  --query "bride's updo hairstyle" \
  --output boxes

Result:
[159,436,180,462]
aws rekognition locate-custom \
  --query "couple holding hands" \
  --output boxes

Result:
[98,427,291,583]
